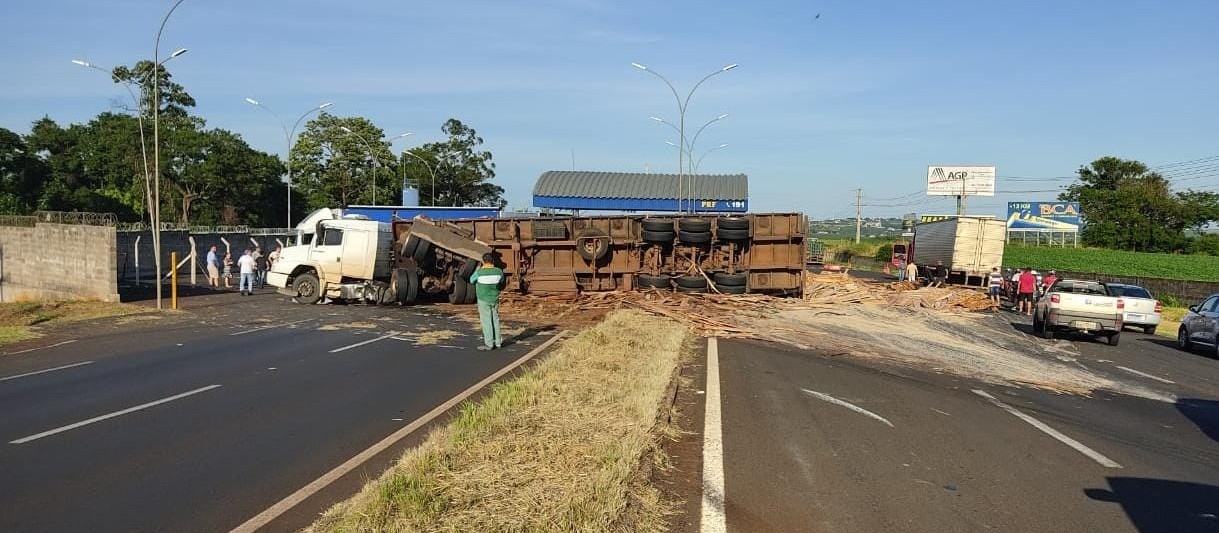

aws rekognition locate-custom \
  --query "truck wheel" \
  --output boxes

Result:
[413,240,432,263]
[642,219,674,232]
[716,228,749,241]
[678,231,711,244]
[293,272,322,305]
[450,277,469,304]
[713,272,747,286]
[464,285,478,304]
[1107,332,1121,346]
[642,230,676,243]
[576,229,611,261]
[1142,325,1156,335]
[715,283,747,294]
[675,275,707,289]
[717,216,750,230]
[394,269,418,305]
[678,219,712,232]
[402,236,420,259]
[676,284,708,294]
[637,274,672,289]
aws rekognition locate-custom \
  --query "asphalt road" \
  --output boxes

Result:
[668,319,1219,532]
[0,292,552,533]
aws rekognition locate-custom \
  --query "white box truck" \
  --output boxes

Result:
[911,216,1006,286]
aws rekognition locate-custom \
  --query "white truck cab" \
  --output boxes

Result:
[267,213,394,304]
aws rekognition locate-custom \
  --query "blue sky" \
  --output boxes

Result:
[2,0,1217,219]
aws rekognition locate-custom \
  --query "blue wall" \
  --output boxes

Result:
[344,206,501,222]
[532,196,747,213]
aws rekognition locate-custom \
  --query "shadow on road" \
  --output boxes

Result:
[1085,477,1219,533]
[1139,336,1219,361]
[1177,398,1219,445]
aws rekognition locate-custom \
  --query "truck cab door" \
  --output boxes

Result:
[311,225,345,286]
[340,228,372,280]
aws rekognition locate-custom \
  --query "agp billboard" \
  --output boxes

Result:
[926,165,996,196]
[1006,202,1081,230]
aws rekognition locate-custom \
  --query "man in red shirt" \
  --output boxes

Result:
[1041,269,1058,295]
[1017,267,1037,316]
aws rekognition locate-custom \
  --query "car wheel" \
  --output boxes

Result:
[1039,316,1054,340]
[1142,325,1156,335]
[1107,332,1120,346]
[1177,326,1192,351]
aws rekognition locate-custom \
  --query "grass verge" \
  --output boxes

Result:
[1156,306,1187,340]
[0,300,146,346]
[1005,245,1219,281]
[308,309,689,533]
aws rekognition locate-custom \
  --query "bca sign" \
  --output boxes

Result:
[926,165,996,197]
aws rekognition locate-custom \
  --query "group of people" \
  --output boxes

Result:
[896,258,950,288]
[205,245,281,295]
[987,266,1058,315]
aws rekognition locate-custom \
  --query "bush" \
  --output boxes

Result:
[873,243,893,263]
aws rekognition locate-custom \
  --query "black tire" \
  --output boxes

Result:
[1038,315,1054,340]
[459,258,479,279]
[678,219,712,233]
[292,272,322,305]
[678,231,711,244]
[464,283,478,304]
[413,239,432,263]
[642,230,676,243]
[1178,327,1192,351]
[393,268,413,304]
[576,228,611,261]
[1143,325,1156,335]
[717,216,750,230]
[402,236,420,259]
[1107,332,1121,346]
[642,219,674,232]
[713,272,748,286]
[675,275,707,289]
[404,269,419,304]
[450,277,469,304]
[716,228,749,241]
[715,283,747,294]
[676,285,708,294]
[637,274,672,289]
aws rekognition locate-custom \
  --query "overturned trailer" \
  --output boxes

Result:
[392,213,807,302]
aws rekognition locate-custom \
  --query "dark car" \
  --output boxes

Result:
[1176,293,1219,357]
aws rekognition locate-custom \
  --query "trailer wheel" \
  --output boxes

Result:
[293,272,322,305]
[576,229,611,261]
[412,240,432,263]
[641,230,676,243]
[449,277,469,304]
[642,219,674,232]
[402,236,420,259]
[715,283,747,294]
[679,219,712,232]
[678,230,711,244]
[393,269,418,305]
[464,285,478,304]
[459,258,480,279]
[717,216,750,230]
[713,272,748,286]
[676,284,708,294]
[637,274,672,289]
[675,275,707,289]
[716,228,750,241]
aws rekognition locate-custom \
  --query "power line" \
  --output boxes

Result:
[1152,154,1219,170]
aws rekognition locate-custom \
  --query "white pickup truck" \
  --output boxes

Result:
[1032,279,1125,345]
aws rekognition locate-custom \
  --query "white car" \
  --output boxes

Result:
[1104,283,1162,335]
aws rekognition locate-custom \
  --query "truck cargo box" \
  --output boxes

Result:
[912,216,1005,284]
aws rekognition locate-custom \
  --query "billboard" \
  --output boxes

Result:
[1006,202,1081,230]
[926,165,996,196]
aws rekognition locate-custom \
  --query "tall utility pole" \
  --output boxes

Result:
[855,188,863,244]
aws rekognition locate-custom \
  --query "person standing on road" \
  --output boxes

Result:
[206,245,220,287]
[1041,269,1058,294]
[268,246,281,271]
[254,247,268,288]
[469,252,505,351]
[988,267,1004,306]
[932,260,948,287]
[1018,267,1037,316]
[222,252,234,289]
[905,260,919,285]
[237,249,257,296]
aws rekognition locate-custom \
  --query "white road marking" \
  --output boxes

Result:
[0,361,94,382]
[931,408,952,416]
[4,339,78,355]
[228,331,568,533]
[801,388,895,427]
[10,384,222,444]
[972,389,1122,468]
[328,333,397,353]
[701,337,727,533]
[229,318,317,336]
[1115,365,1176,384]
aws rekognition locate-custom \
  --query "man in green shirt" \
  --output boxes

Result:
[469,252,505,350]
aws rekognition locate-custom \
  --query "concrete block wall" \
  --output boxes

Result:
[0,223,119,302]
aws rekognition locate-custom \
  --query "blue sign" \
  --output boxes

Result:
[1006,202,1081,230]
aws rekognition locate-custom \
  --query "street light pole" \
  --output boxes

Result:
[693,143,729,175]
[633,62,737,213]
[339,126,380,206]
[152,0,189,310]
[245,99,333,227]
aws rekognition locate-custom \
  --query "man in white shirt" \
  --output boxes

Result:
[237,249,257,296]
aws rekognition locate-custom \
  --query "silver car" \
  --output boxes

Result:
[1177,293,1219,358]
[1104,283,1162,335]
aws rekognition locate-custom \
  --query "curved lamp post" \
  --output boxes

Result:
[339,126,381,205]
[244,99,334,227]
[152,0,190,310]
[633,62,737,212]
[693,143,729,175]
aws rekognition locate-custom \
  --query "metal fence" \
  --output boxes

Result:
[0,215,37,227]
[33,211,118,226]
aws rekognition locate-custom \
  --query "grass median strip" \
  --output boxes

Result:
[0,300,145,347]
[307,310,689,533]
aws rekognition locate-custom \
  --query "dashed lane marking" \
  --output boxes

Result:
[230,318,318,336]
[328,333,398,353]
[972,389,1122,468]
[1115,365,1176,384]
[0,361,94,383]
[10,384,222,444]
[3,339,78,355]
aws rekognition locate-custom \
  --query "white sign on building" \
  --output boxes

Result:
[926,165,997,196]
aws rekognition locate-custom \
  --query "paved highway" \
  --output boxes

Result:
[0,294,553,533]
[667,324,1219,533]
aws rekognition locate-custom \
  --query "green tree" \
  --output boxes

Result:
[410,119,503,207]
[111,60,196,118]
[168,126,286,225]
[291,114,398,209]
[0,127,48,214]
[1061,156,1219,252]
